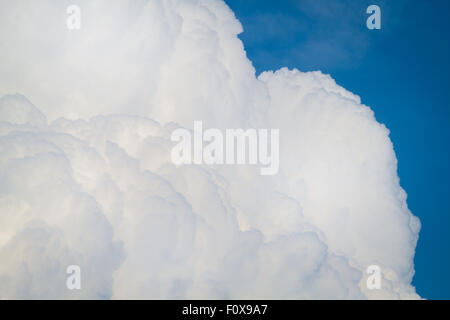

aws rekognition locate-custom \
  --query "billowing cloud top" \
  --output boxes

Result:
[0,0,420,299]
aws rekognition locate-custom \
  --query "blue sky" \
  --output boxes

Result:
[225,0,450,299]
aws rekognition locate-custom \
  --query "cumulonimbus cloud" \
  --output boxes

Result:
[0,0,420,299]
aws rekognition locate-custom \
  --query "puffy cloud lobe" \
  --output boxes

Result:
[0,0,420,299]
[0,0,266,129]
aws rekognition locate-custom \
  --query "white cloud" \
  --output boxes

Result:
[0,0,420,299]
